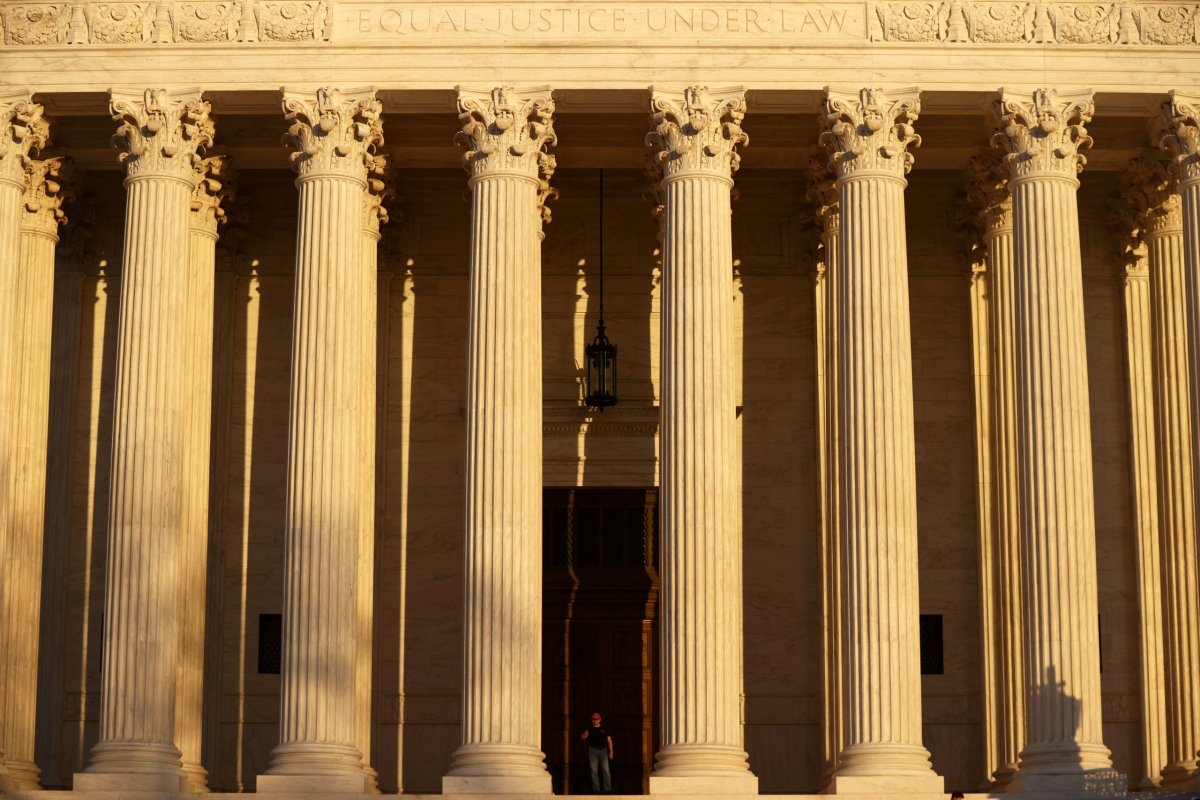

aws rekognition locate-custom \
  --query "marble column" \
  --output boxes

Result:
[819,88,940,794]
[175,154,235,793]
[992,88,1116,791]
[966,151,1025,790]
[807,160,843,788]
[357,153,394,794]
[443,85,555,795]
[1158,92,1200,791]
[1116,156,1171,789]
[1,154,72,791]
[259,87,383,794]
[74,89,214,792]
[644,85,756,795]
[0,93,48,792]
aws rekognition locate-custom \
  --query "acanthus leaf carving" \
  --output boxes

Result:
[645,85,748,182]
[819,86,921,178]
[0,94,50,187]
[21,155,77,237]
[111,88,215,180]
[1121,151,1181,238]
[992,88,1094,179]
[363,152,396,235]
[281,86,383,179]
[190,153,236,236]
[962,149,1011,268]
[455,86,557,226]
[1159,91,1200,184]
[805,155,838,279]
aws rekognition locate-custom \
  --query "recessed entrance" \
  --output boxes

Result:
[542,488,660,795]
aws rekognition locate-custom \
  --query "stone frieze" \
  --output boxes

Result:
[4,0,1200,46]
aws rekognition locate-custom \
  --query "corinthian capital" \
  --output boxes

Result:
[191,154,237,237]
[646,86,748,182]
[0,92,50,188]
[965,150,1012,237]
[456,85,557,225]
[363,152,397,236]
[111,89,214,181]
[281,87,384,179]
[1122,151,1181,237]
[991,88,1094,180]
[1159,91,1200,184]
[820,87,921,179]
[805,155,839,233]
[22,156,76,238]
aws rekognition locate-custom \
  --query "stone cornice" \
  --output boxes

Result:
[110,88,214,181]
[992,87,1094,180]
[820,86,921,179]
[281,86,383,180]
[190,152,235,236]
[0,93,49,189]
[21,155,75,237]
[1160,90,1200,183]
[646,85,748,183]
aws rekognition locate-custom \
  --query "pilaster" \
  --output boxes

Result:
[175,153,235,794]
[1115,159,1169,789]
[0,92,48,793]
[645,85,757,795]
[259,86,383,794]
[991,87,1118,792]
[819,86,941,795]
[1,154,73,791]
[75,88,213,793]
[807,158,843,790]
[443,85,555,796]
[965,150,1025,792]
[1156,93,1200,791]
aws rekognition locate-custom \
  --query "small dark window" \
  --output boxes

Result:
[919,614,944,675]
[258,614,282,675]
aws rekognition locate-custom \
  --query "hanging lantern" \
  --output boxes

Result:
[585,169,618,411]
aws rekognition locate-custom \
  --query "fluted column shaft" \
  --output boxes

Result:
[176,156,234,794]
[645,86,756,794]
[0,94,48,791]
[1118,249,1169,788]
[77,90,216,791]
[444,86,555,794]
[1,156,72,790]
[974,158,1026,788]
[993,89,1113,788]
[808,164,843,787]
[1145,207,1200,785]
[820,87,939,791]
[1159,93,1200,790]
[261,88,383,793]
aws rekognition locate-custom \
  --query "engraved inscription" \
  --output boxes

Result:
[340,3,867,40]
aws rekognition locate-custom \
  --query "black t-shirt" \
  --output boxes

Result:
[586,725,610,748]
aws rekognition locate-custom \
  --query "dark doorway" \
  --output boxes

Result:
[542,488,659,795]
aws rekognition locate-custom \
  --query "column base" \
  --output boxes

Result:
[991,762,1019,791]
[1009,769,1127,795]
[824,774,945,795]
[73,771,187,793]
[258,773,372,793]
[1160,759,1200,789]
[181,762,209,793]
[648,774,760,794]
[4,759,42,790]
[442,775,553,794]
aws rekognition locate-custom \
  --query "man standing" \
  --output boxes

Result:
[580,711,613,793]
